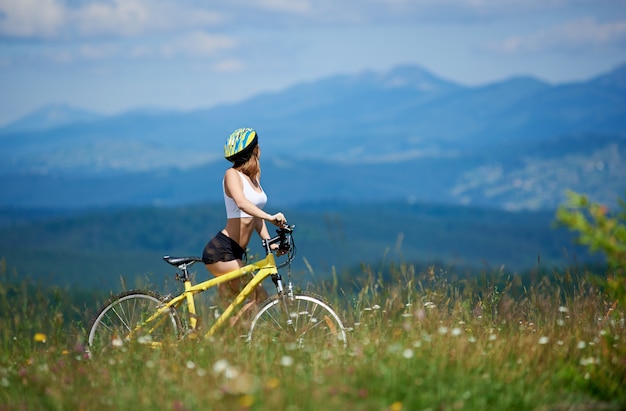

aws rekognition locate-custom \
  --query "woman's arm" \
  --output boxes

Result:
[256,218,271,240]
[256,214,284,253]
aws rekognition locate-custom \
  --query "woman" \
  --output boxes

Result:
[203,128,287,308]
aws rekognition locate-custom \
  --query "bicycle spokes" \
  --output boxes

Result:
[248,293,347,348]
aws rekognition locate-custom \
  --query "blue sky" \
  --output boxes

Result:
[0,0,625,126]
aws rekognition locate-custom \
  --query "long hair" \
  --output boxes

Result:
[233,145,261,182]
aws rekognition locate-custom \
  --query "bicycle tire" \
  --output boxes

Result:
[248,291,347,348]
[87,290,182,355]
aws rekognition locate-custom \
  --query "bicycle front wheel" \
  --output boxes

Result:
[248,292,347,349]
[87,290,182,355]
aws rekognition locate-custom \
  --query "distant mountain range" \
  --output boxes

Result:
[1,63,625,210]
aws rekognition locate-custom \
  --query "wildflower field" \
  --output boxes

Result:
[1,261,625,411]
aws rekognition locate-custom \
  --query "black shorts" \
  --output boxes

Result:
[202,232,246,264]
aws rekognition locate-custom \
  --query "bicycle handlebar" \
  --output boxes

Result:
[262,224,294,251]
[262,224,296,268]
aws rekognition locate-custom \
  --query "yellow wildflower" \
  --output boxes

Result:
[265,377,280,390]
[239,394,254,408]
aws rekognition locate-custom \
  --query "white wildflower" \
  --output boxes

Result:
[213,359,230,374]
[280,356,294,367]
[224,366,239,379]
[580,357,599,366]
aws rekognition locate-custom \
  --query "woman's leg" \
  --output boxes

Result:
[205,260,268,305]
[205,260,268,326]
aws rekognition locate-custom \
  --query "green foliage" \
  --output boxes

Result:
[555,190,626,308]
[554,190,626,402]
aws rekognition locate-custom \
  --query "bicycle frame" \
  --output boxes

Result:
[138,253,282,340]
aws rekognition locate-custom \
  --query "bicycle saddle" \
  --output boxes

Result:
[163,256,203,267]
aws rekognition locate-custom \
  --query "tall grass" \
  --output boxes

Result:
[1,259,625,410]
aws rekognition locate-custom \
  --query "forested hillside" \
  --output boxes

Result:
[0,201,597,292]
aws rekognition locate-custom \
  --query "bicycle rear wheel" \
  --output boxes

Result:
[87,290,182,355]
[248,292,347,348]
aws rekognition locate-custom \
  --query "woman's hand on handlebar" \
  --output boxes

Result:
[270,242,288,256]
[269,212,287,227]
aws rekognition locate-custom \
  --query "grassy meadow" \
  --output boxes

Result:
[1,260,625,411]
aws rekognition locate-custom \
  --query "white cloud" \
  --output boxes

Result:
[44,49,75,64]
[213,58,245,72]
[241,0,617,24]
[73,0,151,36]
[70,1,224,37]
[161,31,237,58]
[0,0,226,39]
[256,0,312,14]
[78,43,120,60]
[1,0,622,41]
[0,0,65,37]
[128,45,154,59]
[0,0,584,40]
[486,18,626,53]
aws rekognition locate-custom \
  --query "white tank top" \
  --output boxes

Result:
[224,171,268,218]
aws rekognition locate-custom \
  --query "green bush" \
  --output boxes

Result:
[555,190,626,308]
[555,190,626,402]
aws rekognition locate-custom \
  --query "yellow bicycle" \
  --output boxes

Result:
[87,225,347,354]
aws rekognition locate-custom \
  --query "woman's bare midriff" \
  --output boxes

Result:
[222,216,257,250]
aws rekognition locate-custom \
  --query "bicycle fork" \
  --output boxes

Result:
[272,273,295,327]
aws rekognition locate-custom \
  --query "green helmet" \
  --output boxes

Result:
[224,128,258,162]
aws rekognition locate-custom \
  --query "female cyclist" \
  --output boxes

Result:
[202,128,287,308]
